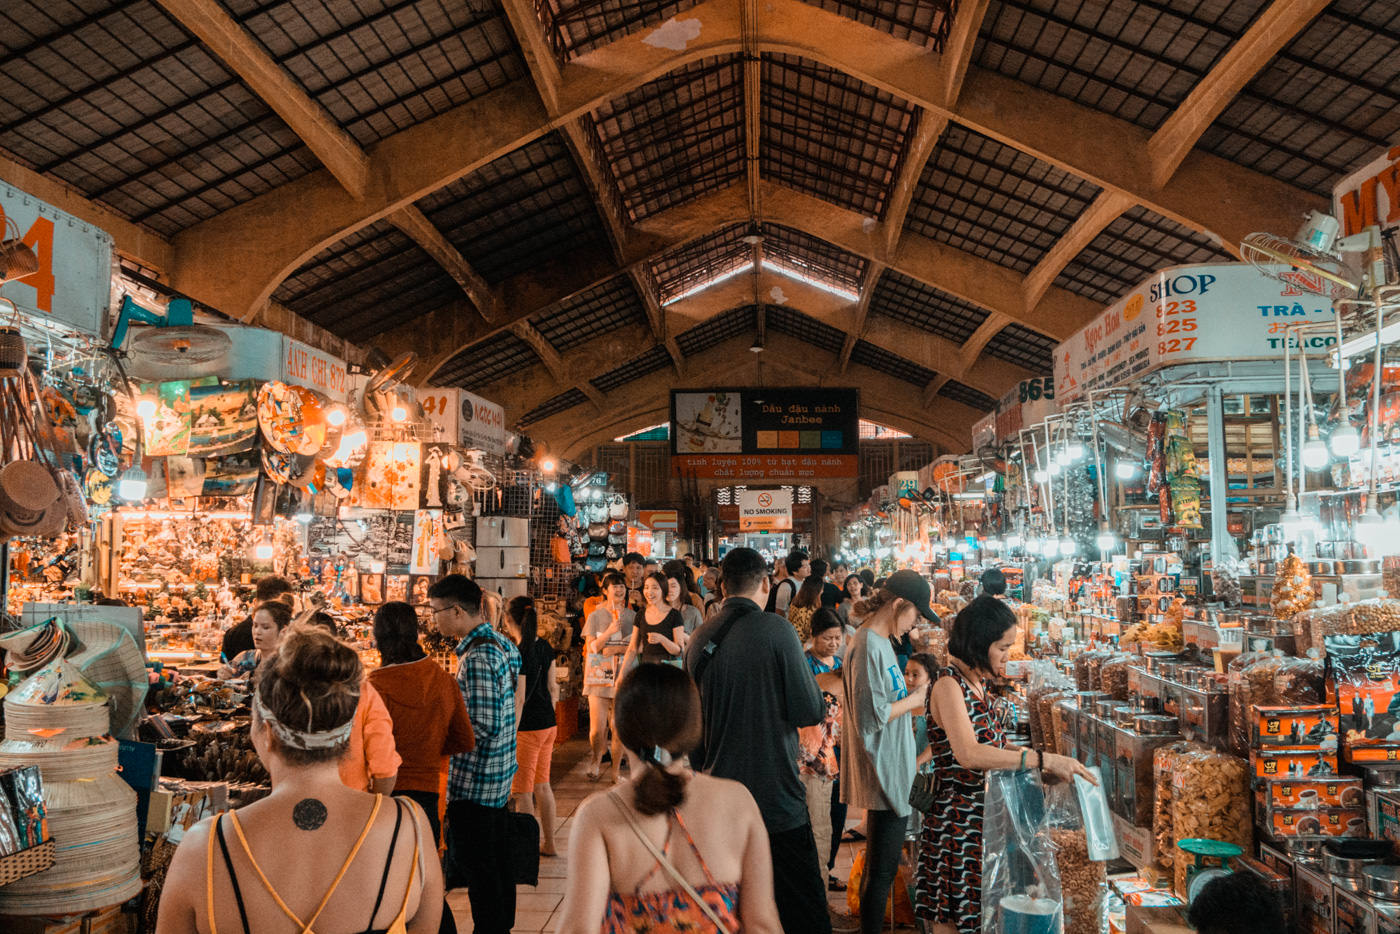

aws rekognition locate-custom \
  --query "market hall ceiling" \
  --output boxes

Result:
[2,0,1396,453]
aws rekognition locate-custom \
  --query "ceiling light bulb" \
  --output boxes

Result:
[1056,448,1072,466]
[1034,468,1049,483]
[1066,442,1086,461]
[254,540,275,560]
[1332,423,1361,457]
[136,399,156,419]
[1059,538,1076,556]
[390,405,408,423]
[1302,436,1331,470]
[1115,460,1139,480]
[1006,534,1023,549]
[1048,462,1062,477]
[541,458,557,474]
[1096,530,1117,551]
[325,406,348,427]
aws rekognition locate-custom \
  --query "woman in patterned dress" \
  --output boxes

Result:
[914,596,1092,934]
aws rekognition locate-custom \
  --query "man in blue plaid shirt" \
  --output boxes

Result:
[430,575,523,934]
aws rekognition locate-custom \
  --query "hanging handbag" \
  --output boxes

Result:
[909,771,938,814]
[589,522,607,540]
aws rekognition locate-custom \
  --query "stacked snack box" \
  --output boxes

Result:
[1250,704,1363,840]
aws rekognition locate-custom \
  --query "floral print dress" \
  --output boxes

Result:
[601,807,741,933]
[913,665,1007,932]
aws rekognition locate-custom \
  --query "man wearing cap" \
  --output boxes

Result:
[841,569,939,934]
[685,547,834,933]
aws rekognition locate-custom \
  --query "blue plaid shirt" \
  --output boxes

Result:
[448,622,522,808]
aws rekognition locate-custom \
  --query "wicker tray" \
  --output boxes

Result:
[0,840,55,887]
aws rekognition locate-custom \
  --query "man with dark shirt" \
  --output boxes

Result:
[219,576,293,662]
[685,547,831,934]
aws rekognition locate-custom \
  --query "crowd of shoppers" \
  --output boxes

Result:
[157,548,1115,934]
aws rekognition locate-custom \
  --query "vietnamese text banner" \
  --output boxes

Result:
[1054,263,1336,404]
[671,387,859,478]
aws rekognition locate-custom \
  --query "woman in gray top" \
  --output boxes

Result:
[841,570,937,934]
[584,573,634,782]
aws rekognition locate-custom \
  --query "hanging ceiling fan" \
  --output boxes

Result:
[1241,210,1374,304]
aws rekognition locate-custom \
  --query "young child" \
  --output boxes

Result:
[905,653,940,771]
[801,608,847,891]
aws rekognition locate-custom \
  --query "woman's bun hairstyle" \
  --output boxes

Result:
[615,663,702,816]
[255,626,362,765]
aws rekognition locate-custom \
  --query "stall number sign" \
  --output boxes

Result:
[282,338,348,401]
[0,183,112,336]
[416,387,505,456]
[1055,264,1335,404]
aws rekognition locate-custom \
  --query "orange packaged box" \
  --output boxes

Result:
[1257,776,1364,810]
[1267,803,1367,838]
[1252,705,1338,747]
[1250,747,1338,780]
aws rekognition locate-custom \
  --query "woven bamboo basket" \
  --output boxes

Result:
[0,839,54,887]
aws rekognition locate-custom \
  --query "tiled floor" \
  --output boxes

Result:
[447,737,871,932]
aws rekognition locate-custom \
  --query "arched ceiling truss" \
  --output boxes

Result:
[2,0,1390,454]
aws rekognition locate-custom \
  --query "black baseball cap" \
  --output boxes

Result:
[884,569,939,622]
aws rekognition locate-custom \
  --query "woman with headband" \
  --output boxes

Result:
[156,628,445,934]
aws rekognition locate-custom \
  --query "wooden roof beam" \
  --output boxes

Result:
[628,268,685,376]
[880,0,990,257]
[838,262,883,373]
[165,0,1324,324]
[152,0,368,198]
[1146,0,1330,189]
[387,206,498,322]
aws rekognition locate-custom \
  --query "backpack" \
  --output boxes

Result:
[764,578,796,614]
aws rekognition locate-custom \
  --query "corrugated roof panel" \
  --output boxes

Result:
[869,269,990,344]
[591,56,745,221]
[907,123,1103,272]
[761,54,916,217]
[415,132,610,283]
[1054,204,1234,305]
[975,0,1270,131]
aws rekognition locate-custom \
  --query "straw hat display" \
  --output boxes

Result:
[0,460,62,540]
[0,661,141,915]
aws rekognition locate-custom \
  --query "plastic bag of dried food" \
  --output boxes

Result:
[1228,652,1283,757]
[1043,779,1109,934]
[1151,741,1200,883]
[1170,748,1252,898]
[981,769,1063,934]
[1342,598,1400,635]
[1274,651,1325,706]
[1028,662,1073,751]
[1100,654,1135,702]
[1211,557,1243,608]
